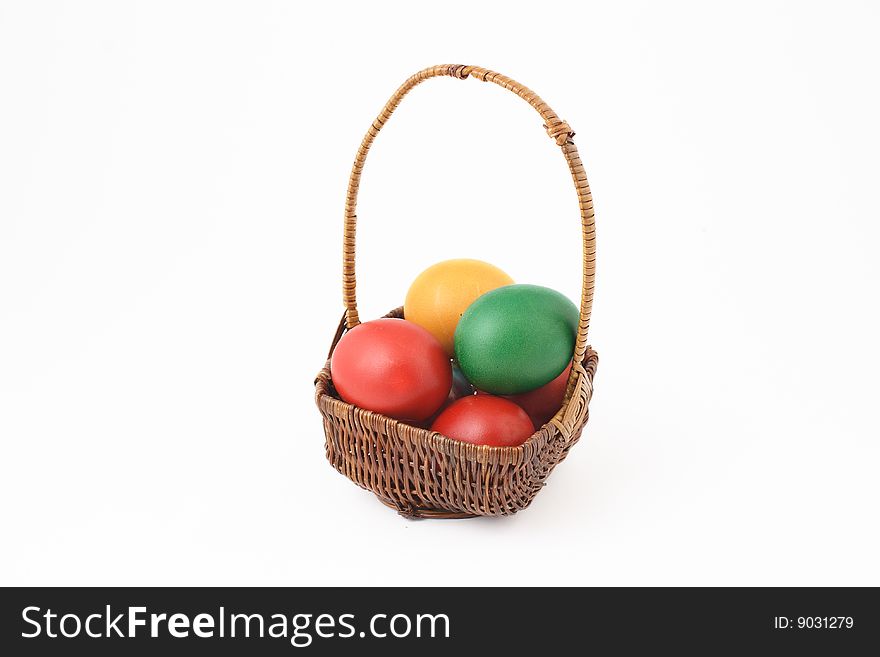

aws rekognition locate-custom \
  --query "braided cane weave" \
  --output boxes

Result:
[315,65,598,518]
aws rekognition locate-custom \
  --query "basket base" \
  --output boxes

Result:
[378,497,480,520]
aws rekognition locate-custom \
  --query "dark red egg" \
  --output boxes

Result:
[431,395,534,447]
[503,361,573,429]
[330,318,452,422]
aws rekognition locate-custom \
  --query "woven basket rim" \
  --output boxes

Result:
[315,343,598,466]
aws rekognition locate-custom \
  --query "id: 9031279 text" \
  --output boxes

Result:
[774,616,854,630]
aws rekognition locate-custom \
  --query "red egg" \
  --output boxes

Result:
[503,361,573,429]
[331,318,452,422]
[431,395,534,447]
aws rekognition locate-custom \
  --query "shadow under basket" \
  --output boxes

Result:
[315,65,599,518]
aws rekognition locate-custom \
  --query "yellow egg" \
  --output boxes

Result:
[404,259,514,357]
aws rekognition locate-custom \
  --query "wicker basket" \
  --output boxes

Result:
[315,65,598,518]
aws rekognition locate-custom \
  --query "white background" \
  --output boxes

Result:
[2,0,878,586]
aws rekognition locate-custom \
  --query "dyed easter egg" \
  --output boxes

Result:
[330,318,451,422]
[421,363,477,428]
[404,259,513,357]
[502,361,573,429]
[431,395,534,447]
[454,284,578,395]
[449,362,475,404]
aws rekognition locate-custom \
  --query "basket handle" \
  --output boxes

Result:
[342,64,596,365]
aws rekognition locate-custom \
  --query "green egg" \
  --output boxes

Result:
[454,284,579,395]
